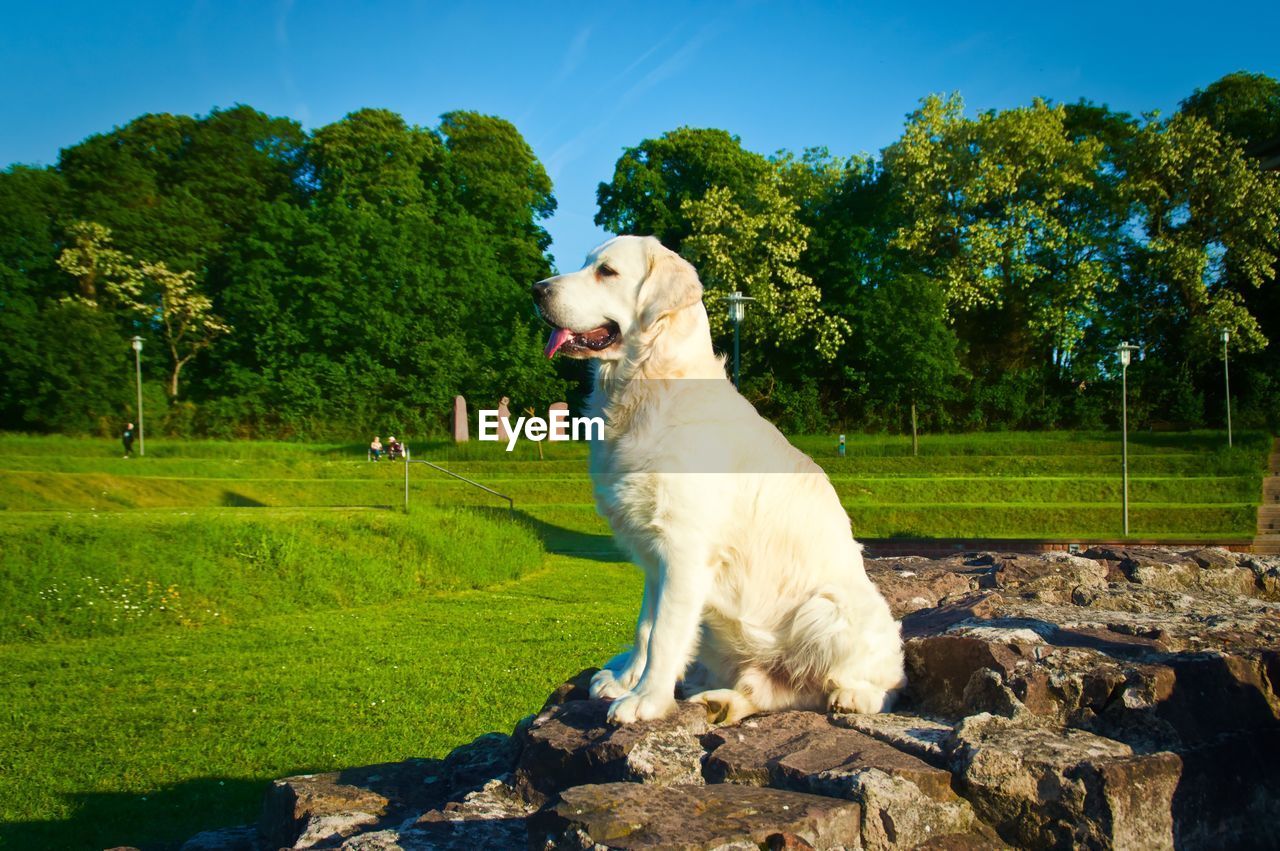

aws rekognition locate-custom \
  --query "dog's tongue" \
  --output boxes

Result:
[544,327,573,358]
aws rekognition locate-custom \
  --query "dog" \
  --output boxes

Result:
[533,235,905,725]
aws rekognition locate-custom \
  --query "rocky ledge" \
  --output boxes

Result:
[177,547,1280,850]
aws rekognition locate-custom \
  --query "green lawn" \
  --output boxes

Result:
[0,430,1268,849]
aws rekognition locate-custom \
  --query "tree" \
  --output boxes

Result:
[55,221,136,303]
[1180,71,1280,148]
[855,272,960,450]
[57,221,231,401]
[883,94,1115,368]
[122,261,231,401]
[596,128,772,251]
[58,107,305,273]
[0,299,133,433]
[439,111,555,281]
[1123,112,1279,361]
[682,172,849,361]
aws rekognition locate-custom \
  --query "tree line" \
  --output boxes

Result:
[1,72,1278,438]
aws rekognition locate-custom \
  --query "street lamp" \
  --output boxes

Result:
[1117,341,1140,536]
[724,291,755,389]
[1221,329,1232,448]
[130,336,145,457]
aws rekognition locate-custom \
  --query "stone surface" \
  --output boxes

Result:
[178,548,1280,851]
[496,396,512,444]
[702,711,988,851]
[549,402,571,440]
[178,825,262,851]
[864,556,985,618]
[450,395,468,442]
[829,712,955,767]
[948,713,1182,850]
[515,697,711,803]
[702,711,953,799]
[537,782,863,850]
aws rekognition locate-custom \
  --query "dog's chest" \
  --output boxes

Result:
[589,441,662,546]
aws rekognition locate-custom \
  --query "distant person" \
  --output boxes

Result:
[370,435,384,461]
[122,423,136,458]
[387,435,403,461]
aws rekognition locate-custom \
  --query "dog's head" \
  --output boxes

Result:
[533,235,703,360]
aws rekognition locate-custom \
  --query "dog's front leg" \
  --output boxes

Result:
[607,555,709,724]
[590,574,655,699]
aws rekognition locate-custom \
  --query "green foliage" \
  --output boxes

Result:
[593,73,1280,431]
[1180,71,1280,147]
[595,127,773,251]
[0,300,133,433]
[0,104,565,437]
[3,72,1279,436]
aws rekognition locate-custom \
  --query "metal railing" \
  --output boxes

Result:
[402,449,514,515]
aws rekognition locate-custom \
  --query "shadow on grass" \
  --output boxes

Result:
[467,506,623,563]
[0,728,527,851]
[220,489,268,507]
[0,775,266,851]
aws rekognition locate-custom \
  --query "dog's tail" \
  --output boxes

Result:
[784,586,856,687]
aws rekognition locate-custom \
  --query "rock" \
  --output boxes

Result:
[865,556,984,618]
[702,711,989,851]
[901,634,1029,717]
[514,698,710,803]
[702,711,953,800]
[948,713,1181,850]
[1186,547,1241,570]
[260,769,395,850]
[843,768,1001,851]
[176,550,1280,851]
[535,782,863,850]
[542,667,598,709]
[440,731,522,793]
[828,712,954,767]
[293,811,381,849]
[395,776,535,850]
[989,553,1109,604]
[178,825,262,851]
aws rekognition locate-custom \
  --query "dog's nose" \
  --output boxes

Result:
[532,278,552,302]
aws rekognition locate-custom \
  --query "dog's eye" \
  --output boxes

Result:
[598,264,618,278]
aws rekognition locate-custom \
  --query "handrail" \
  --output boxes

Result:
[403,451,514,515]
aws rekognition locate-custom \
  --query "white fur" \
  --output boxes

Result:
[535,235,905,724]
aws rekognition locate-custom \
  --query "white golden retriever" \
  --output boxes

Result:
[533,235,904,725]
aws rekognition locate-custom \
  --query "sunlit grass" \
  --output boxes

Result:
[0,429,1267,849]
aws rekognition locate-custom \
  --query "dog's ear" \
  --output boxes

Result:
[637,240,703,330]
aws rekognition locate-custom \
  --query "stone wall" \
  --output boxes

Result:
[174,547,1280,850]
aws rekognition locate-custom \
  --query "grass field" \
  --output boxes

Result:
[0,430,1268,849]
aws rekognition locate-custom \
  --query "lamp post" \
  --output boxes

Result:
[130,336,145,457]
[724,291,754,389]
[1117,341,1140,535]
[1221,329,1232,449]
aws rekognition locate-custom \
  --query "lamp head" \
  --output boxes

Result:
[130,336,143,353]
[1117,341,1139,368]
[724,291,754,324]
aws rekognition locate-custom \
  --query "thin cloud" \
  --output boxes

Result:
[518,25,594,126]
[275,0,309,124]
[544,21,721,180]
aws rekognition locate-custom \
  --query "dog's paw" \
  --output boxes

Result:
[606,690,675,724]
[688,688,757,725]
[589,668,634,700]
[828,682,892,715]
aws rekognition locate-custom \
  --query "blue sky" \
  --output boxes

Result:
[3,0,1278,269]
